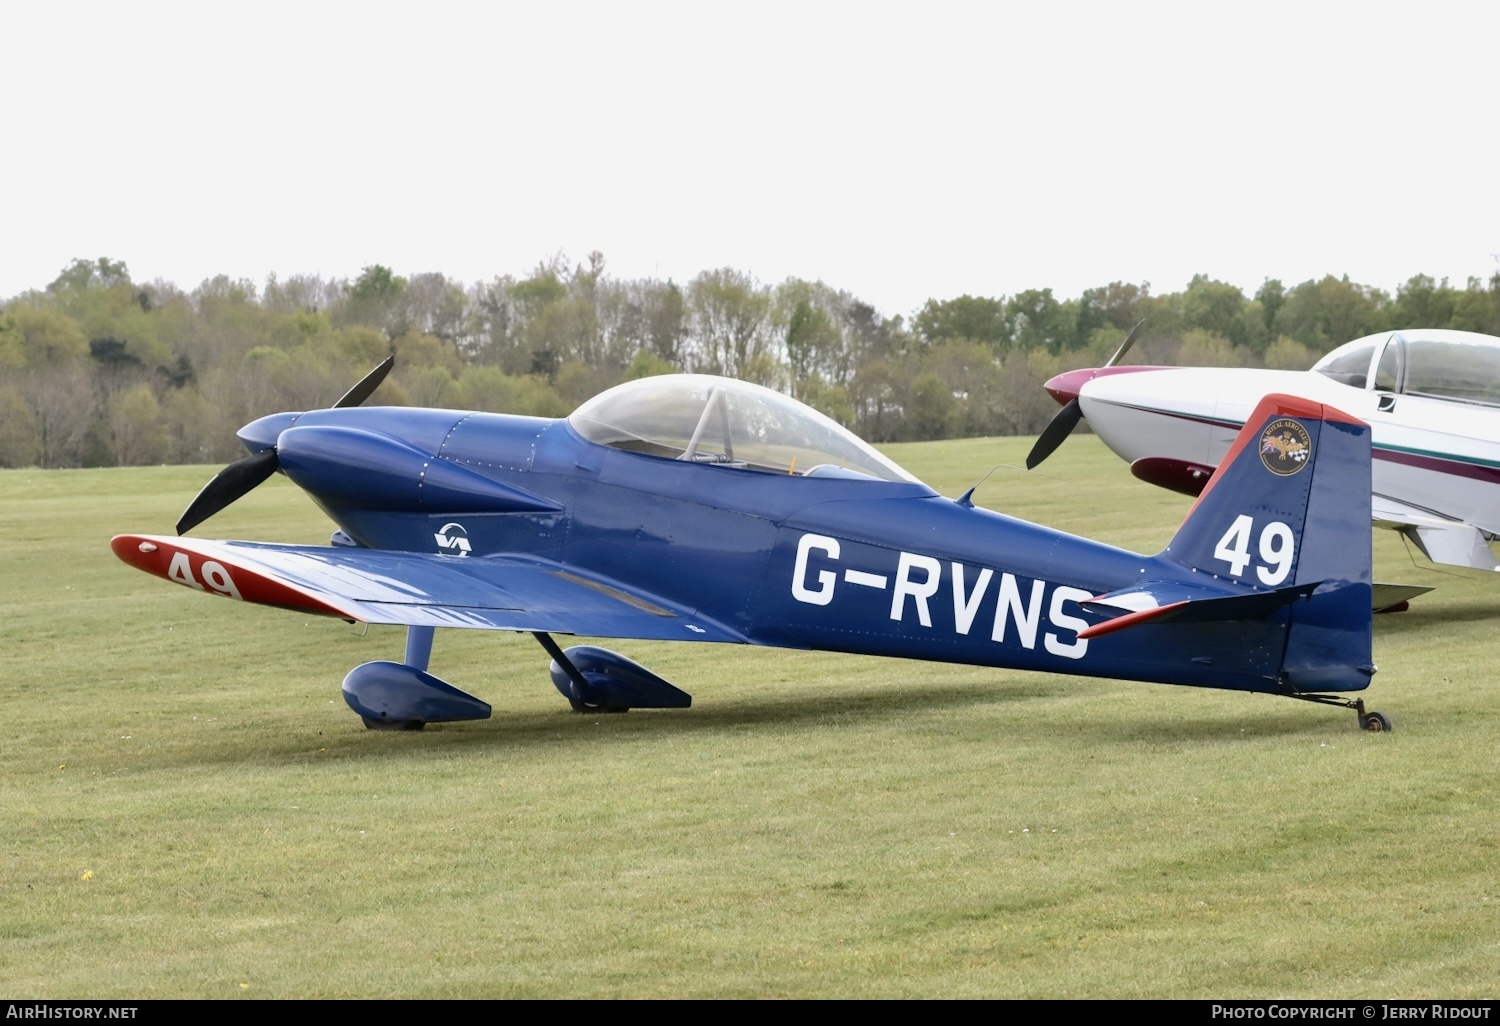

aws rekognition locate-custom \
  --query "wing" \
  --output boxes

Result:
[111,535,747,643]
[1371,496,1500,571]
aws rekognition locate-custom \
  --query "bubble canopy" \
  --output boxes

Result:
[568,374,920,483]
[1312,329,1500,406]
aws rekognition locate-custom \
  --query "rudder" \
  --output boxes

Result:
[1161,393,1374,692]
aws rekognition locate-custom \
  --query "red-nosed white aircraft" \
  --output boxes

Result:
[1030,327,1500,574]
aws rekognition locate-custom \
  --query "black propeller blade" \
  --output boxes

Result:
[1104,318,1146,369]
[1024,320,1146,470]
[176,448,282,535]
[1025,398,1082,470]
[176,356,395,535]
[332,355,395,409]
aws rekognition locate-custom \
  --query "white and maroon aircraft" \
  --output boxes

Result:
[1031,328,1500,573]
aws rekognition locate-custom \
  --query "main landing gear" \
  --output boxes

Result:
[534,632,692,713]
[340,627,691,729]
[1286,693,1393,732]
[341,625,491,731]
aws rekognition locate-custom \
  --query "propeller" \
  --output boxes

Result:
[175,356,394,535]
[1024,320,1145,470]
[1025,397,1084,471]
[331,354,395,409]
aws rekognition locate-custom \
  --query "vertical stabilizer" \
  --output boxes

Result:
[1161,394,1374,692]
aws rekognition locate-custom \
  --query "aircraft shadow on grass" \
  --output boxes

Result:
[153,675,1345,774]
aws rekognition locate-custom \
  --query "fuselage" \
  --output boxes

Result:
[241,404,1321,693]
[1076,367,1500,534]
[1046,328,1500,542]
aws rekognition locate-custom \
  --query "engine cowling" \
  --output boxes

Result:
[276,425,561,514]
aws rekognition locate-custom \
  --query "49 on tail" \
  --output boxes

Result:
[1077,392,1385,729]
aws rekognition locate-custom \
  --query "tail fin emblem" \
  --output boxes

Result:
[1259,419,1312,476]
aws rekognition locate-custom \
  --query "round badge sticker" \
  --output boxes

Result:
[1259,419,1312,476]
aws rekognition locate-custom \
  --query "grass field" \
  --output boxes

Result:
[2,437,1498,998]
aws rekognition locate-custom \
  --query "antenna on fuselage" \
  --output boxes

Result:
[955,463,1064,508]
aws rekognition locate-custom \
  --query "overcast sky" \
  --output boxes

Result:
[4,1,1497,318]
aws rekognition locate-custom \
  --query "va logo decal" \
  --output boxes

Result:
[1259,419,1312,476]
[435,522,472,556]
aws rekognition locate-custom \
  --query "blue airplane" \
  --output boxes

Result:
[112,359,1392,732]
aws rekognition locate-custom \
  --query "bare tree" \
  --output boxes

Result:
[686,268,772,377]
[23,363,97,467]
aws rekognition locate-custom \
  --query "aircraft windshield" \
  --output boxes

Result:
[1400,335,1500,404]
[1311,341,1376,387]
[1314,330,1500,406]
[569,374,920,483]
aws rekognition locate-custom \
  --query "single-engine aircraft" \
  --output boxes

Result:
[1030,327,1500,574]
[112,361,1392,733]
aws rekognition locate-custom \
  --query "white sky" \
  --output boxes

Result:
[4,1,1498,318]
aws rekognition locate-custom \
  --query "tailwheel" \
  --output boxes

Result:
[1284,693,1393,732]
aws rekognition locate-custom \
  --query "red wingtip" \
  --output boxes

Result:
[111,534,354,619]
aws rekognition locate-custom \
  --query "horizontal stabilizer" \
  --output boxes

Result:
[1371,582,1435,612]
[1079,580,1319,640]
[1085,579,1232,614]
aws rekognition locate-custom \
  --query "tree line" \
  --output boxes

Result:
[2,254,1499,468]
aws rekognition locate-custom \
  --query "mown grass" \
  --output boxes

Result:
[1,437,1497,998]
